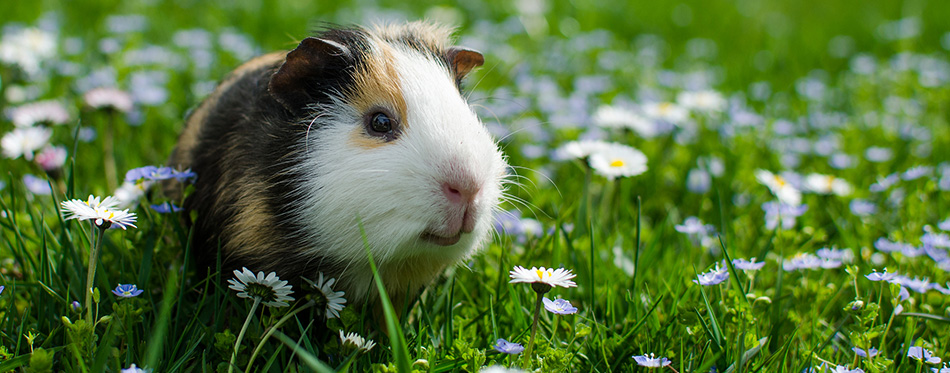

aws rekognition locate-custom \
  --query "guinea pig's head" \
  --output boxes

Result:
[268,22,507,291]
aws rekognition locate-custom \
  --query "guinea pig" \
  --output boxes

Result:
[168,22,508,304]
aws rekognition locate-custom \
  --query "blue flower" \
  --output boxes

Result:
[694,263,729,286]
[892,276,932,294]
[849,199,877,217]
[908,346,942,364]
[852,347,879,358]
[762,201,807,230]
[494,338,524,355]
[732,258,765,271]
[632,353,671,368]
[126,166,196,183]
[542,297,578,315]
[150,202,182,213]
[112,284,144,298]
[865,269,897,282]
[939,218,950,231]
[0,285,4,296]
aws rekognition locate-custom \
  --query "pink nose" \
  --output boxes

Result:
[441,181,479,233]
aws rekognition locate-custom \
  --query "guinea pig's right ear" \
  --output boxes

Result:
[269,37,352,115]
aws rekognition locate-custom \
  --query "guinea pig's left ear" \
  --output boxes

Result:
[269,37,352,115]
[446,47,484,82]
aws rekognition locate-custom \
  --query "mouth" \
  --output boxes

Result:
[421,231,462,246]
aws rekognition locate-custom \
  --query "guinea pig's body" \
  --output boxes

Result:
[169,22,507,303]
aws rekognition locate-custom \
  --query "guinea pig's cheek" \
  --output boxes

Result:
[346,126,389,149]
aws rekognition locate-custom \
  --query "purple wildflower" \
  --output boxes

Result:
[150,202,182,214]
[865,269,898,282]
[694,263,729,285]
[763,201,808,230]
[852,347,879,358]
[632,353,672,368]
[494,339,524,355]
[732,258,765,271]
[908,346,942,364]
[542,297,578,315]
[112,284,144,298]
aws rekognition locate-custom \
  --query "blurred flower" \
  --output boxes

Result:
[782,253,823,271]
[149,202,182,214]
[0,27,57,77]
[632,353,672,368]
[542,297,578,315]
[120,364,146,373]
[6,100,70,127]
[803,173,852,196]
[902,166,933,181]
[869,173,900,193]
[940,218,950,231]
[592,105,659,138]
[763,201,807,230]
[755,170,801,205]
[227,267,294,307]
[23,174,52,195]
[494,338,524,354]
[339,330,375,353]
[2,126,52,160]
[931,363,950,373]
[112,284,144,298]
[865,147,893,163]
[694,263,729,285]
[686,168,711,193]
[642,101,689,125]
[732,258,765,271]
[849,199,877,217]
[677,90,726,113]
[865,269,897,282]
[70,301,80,311]
[852,347,879,358]
[34,145,67,171]
[908,346,942,364]
[84,87,134,113]
[0,285,4,296]
[302,272,346,319]
[587,144,648,180]
[892,276,932,294]
[816,247,854,263]
[831,366,865,373]
[493,210,543,243]
[922,232,950,248]
[125,165,196,183]
[113,181,148,208]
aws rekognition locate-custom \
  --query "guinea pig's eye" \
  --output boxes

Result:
[370,112,392,133]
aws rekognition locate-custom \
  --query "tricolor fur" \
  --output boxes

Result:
[169,22,507,303]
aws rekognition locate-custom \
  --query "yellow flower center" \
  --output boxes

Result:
[610,159,625,168]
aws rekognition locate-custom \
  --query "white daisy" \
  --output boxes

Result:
[592,105,659,138]
[509,266,577,288]
[676,90,727,113]
[7,100,70,127]
[339,330,376,353]
[0,27,57,77]
[588,144,648,180]
[303,272,347,319]
[61,195,137,229]
[755,169,802,206]
[555,139,609,160]
[227,267,294,307]
[84,87,134,113]
[803,173,852,196]
[2,126,52,160]
[642,101,689,125]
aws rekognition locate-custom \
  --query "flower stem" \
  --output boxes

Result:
[523,291,544,365]
[244,301,314,373]
[230,297,261,373]
[84,226,105,324]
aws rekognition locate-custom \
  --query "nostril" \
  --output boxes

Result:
[442,182,464,203]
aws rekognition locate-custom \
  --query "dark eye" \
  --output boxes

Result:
[369,112,393,133]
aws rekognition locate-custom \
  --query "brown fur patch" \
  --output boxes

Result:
[345,40,408,149]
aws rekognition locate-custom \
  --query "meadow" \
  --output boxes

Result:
[2,0,950,372]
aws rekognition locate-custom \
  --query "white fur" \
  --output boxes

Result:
[289,40,507,301]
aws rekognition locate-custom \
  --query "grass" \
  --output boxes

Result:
[1,0,950,372]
